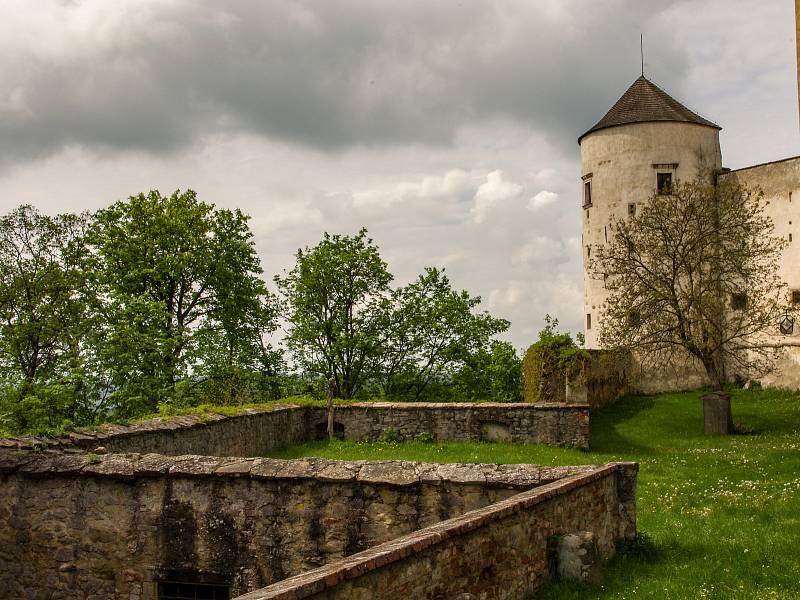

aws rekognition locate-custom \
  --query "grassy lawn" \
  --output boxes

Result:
[267,389,800,600]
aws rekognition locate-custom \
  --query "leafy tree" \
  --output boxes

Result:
[276,229,391,399]
[452,340,522,402]
[88,189,276,414]
[382,267,510,399]
[0,205,93,432]
[591,177,792,391]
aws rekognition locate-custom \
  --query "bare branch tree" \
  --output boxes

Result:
[591,176,793,391]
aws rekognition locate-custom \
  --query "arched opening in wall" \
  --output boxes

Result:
[314,421,345,440]
[480,421,511,442]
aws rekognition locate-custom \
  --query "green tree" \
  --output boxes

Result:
[382,267,510,399]
[88,189,275,415]
[276,229,391,399]
[452,340,522,402]
[0,205,93,432]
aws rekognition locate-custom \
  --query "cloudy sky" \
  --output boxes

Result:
[0,0,797,348]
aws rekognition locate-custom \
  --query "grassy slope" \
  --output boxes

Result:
[267,389,800,600]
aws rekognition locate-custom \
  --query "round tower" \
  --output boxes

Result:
[578,76,722,348]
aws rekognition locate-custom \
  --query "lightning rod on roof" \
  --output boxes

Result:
[641,33,644,77]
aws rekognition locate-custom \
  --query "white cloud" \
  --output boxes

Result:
[512,236,565,265]
[527,190,559,211]
[352,169,473,209]
[470,170,523,224]
[254,202,323,233]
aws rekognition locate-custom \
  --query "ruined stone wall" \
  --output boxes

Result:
[0,405,309,457]
[235,463,638,600]
[0,402,591,456]
[0,450,595,600]
[308,403,589,448]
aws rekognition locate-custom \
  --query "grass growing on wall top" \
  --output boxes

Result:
[267,389,800,600]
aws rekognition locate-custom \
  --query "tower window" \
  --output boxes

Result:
[657,172,673,194]
[628,203,636,216]
[583,181,592,207]
[731,293,747,311]
[791,290,800,305]
[586,313,592,330]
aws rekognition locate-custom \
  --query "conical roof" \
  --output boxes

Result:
[578,76,720,143]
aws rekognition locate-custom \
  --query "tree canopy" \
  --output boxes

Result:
[591,177,792,389]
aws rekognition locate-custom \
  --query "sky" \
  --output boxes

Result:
[0,0,797,349]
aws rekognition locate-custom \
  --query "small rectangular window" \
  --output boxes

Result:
[657,172,672,194]
[790,233,793,243]
[586,313,592,330]
[731,293,747,311]
[791,290,800,305]
[586,245,591,258]
[628,203,636,216]
[583,181,592,207]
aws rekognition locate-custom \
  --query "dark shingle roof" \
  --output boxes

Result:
[578,76,721,143]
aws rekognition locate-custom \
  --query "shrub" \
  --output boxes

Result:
[522,316,589,403]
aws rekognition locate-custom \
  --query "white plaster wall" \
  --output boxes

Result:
[579,121,722,348]
[720,158,800,387]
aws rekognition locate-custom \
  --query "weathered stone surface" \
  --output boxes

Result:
[0,457,632,600]
[556,531,602,584]
[0,402,590,458]
[233,464,638,600]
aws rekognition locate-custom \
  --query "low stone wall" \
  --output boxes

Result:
[309,403,590,448]
[0,402,591,456]
[0,450,599,599]
[235,463,638,600]
[0,405,309,457]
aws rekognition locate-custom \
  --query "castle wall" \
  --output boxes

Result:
[0,451,605,599]
[307,403,590,448]
[579,121,722,349]
[0,402,591,455]
[720,157,800,388]
[234,463,638,600]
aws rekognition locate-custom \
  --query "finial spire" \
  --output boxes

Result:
[640,33,644,77]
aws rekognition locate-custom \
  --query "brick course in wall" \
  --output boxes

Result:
[234,463,638,600]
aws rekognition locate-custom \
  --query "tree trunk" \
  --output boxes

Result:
[702,391,733,435]
[326,375,336,440]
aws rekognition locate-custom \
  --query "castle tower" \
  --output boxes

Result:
[578,76,722,348]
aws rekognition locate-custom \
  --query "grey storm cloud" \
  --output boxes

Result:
[0,0,690,163]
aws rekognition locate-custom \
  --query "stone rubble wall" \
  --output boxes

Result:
[235,463,639,600]
[308,403,590,448]
[0,450,597,600]
[0,402,591,457]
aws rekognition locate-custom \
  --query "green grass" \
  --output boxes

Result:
[267,389,800,600]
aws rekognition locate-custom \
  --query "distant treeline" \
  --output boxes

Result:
[0,191,520,434]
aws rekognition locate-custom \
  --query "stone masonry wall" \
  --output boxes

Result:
[0,402,590,457]
[236,463,638,600]
[0,450,596,600]
[308,403,590,448]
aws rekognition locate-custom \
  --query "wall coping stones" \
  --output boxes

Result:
[233,462,638,600]
[0,449,597,488]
